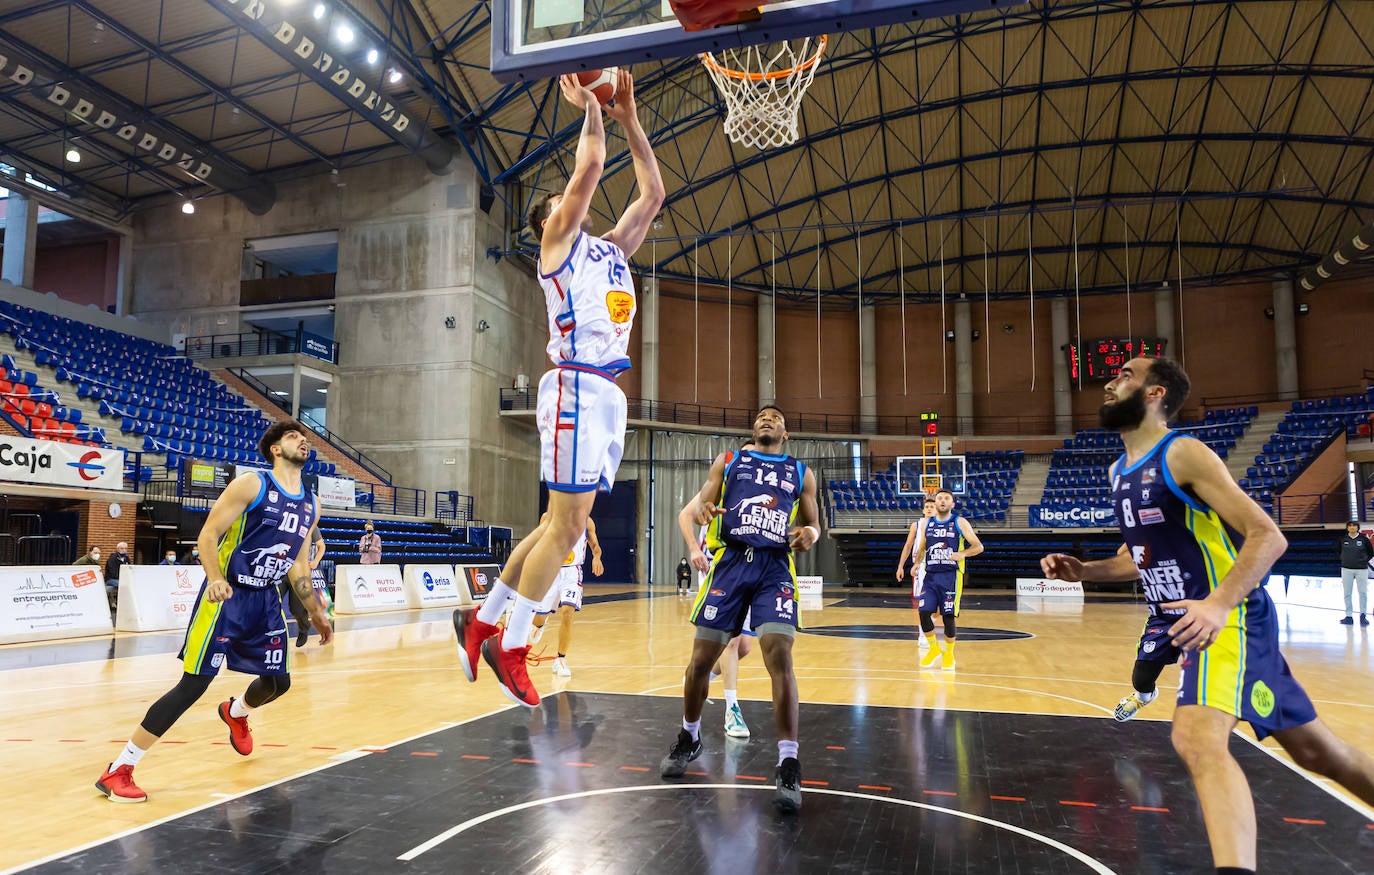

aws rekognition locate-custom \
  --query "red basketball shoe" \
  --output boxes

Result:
[95,763,147,803]
[481,637,540,708]
[218,699,253,756]
[454,608,500,682]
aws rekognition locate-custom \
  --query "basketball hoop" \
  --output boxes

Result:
[700,35,827,150]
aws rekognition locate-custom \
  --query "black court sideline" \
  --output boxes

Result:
[25,692,1374,874]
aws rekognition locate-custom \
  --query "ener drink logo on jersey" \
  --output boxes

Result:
[709,450,805,550]
[923,515,964,572]
[218,472,315,590]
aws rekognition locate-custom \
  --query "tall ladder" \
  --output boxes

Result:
[920,435,941,493]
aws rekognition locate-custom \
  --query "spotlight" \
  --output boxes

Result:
[1264,306,1275,320]
[387,67,402,84]
[1297,302,1309,315]
[1002,323,1014,334]
[476,319,491,333]
[181,201,195,215]
[444,316,456,329]
[312,3,326,19]
[971,329,982,341]
[944,329,956,342]
[336,23,354,44]
[65,147,80,163]
[366,48,379,65]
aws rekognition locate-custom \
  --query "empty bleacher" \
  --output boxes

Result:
[318,517,494,566]
[1238,390,1374,516]
[829,450,1025,526]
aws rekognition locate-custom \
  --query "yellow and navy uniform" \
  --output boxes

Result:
[179,471,317,676]
[691,449,805,635]
[918,513,965,616]
[1110,431,1315,737]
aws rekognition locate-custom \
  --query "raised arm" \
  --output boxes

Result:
[539,77,607,268]
[601,69,665,258]
[197,473,266,603]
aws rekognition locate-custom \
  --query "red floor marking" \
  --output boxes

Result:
[735,774,767,782]
[620,766,650,772]
[1131,806,1170,813]
[922,790,956,797]
[567,762,595,768]
[109,740,126,744]
[6,739,33,742]
[410,752,439,757]
[262,743,288,748]
[1283,817,1326,825]
[858,785,892,792]
[800,780,829,787]
[361,748,388,753]
[311,746,338,751]
[162,741,188,745]
[1366,824,1374,830]
[512,758,539,764]
[1060,801,1097,808]
[461,754,490,760]
[989,795,1027,802]
[826,745,846,750]
[686,770,709,777]
[58,739,85,743]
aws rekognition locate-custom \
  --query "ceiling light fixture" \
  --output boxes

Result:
[312,3,326,20]
[387,67,402,85]
[366,47,379,65]
[273,390,289,396]
[336,24,355,44]
[181,201,195,215]
[65,147,80,163]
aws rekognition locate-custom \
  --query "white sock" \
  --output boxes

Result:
[501,595,540,650]
[683,718,701,741]
[476,580,517,625]
[113,740,146,770]
[724,689,738,711]
[1137,689,1159,704]
[229,696,252,719]
[778,739,799,764]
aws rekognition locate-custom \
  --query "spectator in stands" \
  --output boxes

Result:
[159,550,179,566]
[74,545,101,567]
[180,546,200,565]
[676,557,691,594]
[105,542,131,609]
[1339,521,1372,626]
[358,522,381,565]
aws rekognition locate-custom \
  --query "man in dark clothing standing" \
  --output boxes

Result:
[1339,521,1372,626]
[676,557,692,595]
[104,541,132,610]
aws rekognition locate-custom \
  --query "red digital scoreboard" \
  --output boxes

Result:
[921,412,939,436]
[1067,337,1167,381]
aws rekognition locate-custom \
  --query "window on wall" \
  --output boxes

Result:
[241,231,338,306]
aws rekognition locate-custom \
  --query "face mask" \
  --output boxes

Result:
[92,553,101,561]
[166,556,176,563]
[192,549,199,557]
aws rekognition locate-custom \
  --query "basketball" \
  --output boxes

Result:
[575,67,619,105]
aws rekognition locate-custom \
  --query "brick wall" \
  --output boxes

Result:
[76,499,136,556]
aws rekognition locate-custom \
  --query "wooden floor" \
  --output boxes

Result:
[2,588,1372,872]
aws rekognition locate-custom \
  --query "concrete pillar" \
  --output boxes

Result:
[2,192,38,288]
[1051,296,1073,433]
[640,275,659,401]
[757,289,776,406]
[114,234,132,316]
[1154,283,1175,359]
[1272,274,1299,400]
[859,303,877,429]
[290,364,302,420]
[954,299,973,435]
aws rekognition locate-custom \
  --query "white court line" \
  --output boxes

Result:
[1233,731,1374,822]
[396,783,1118,873]
[0,705,514,875]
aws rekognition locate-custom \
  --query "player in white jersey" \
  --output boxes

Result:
[454,69,663,709]
[532,515,602,677]
[896,496,937,652]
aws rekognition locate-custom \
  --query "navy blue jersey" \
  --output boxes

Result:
[922,513,965,574]
[1110,431,1265,619]
[218,471,317,590]
[705,449,805,551]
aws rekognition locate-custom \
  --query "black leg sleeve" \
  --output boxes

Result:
[139,672,215,738]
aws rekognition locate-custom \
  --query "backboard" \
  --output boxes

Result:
[895,455,966,497]
[489,0,1022,82]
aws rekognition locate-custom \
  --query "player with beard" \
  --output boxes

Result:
[661,407,821,813]
[912,489,983,670]
[1040,357,1374,875]
[96,421,332,802]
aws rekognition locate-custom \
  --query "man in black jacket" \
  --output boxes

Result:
[1339,521,1372,626]
[104,541,132,610]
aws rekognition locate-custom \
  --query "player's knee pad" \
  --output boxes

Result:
[140,672,214,738]
[941,614,957,637]
[1132,659,1165,694]
[918,611,935,633]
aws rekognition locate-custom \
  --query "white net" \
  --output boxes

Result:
[700,36,827,150]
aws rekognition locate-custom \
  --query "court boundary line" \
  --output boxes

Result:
[1233,731,1374,822]
[396,783,1118,873]
[0,704,516,875]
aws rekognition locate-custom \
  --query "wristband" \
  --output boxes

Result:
[803,525,820,542]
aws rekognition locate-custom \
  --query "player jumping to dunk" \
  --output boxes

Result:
[1041,357,1374,875]
[453,69,663,708]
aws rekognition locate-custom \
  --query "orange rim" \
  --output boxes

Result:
[699,35,827,82]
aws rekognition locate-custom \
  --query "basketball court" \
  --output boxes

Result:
[3,590,1372,873]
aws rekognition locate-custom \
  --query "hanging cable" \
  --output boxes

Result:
[939,226,947,394]
[693,237,700,403]
[1072,201,1083,391]
[1027,210,1036,392]
[899,222,907,396]
[856,228,863,413]
[816,228,823,400]
[983,212,991,394]
[726,233,733,401]
[1123,206,1133,347]
[771,232,777,404]
[1176,199,1186,368]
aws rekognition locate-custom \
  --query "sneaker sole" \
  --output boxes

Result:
[725,723,750,738]
[218,703,253,756]
[660,746,703,778]
[942,664,956,672]
[774,791,802,813]
[453,610,479,683]
[94,779,147,803]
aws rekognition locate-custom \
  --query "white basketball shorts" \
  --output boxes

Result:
[538,365,627,493]
[539,564,584,613]
[912,564,926,600]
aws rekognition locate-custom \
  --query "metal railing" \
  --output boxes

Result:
[352,482,427,517]
[500,389,1099,436]
[229,368,392,485]
[434,490,476,525]
[16,533,71,565]
[185,329,338,364]
[1272,492,1361,526]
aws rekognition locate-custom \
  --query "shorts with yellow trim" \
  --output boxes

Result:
[1175,594,1315,740]
[917,570,961,616]
[690,545,798,636]
[178,581,290,676]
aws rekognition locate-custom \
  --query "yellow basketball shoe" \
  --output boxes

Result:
[919,643,942,669]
